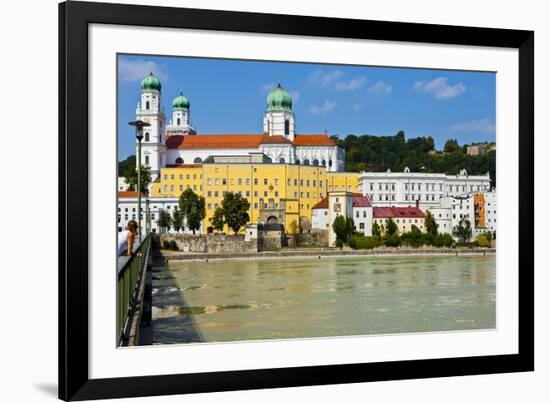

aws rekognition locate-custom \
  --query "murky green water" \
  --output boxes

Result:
[151,255,495,344]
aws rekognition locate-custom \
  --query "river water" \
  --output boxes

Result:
[151,254,495,344]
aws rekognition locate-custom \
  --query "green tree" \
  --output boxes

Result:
[220,192,250,234]
[453,218,472,242]
[332,215,347,244]
[172,206,184,233]
[118,155,136,176]
[124,164,152,195]
[210,207,225,233]
[179,188,206,235]
[385,217,399,236]
[424,211,438,236]
[372,222,382,239]
[345,217,355,240]
[156,209,172,233]
[444,139,461,153]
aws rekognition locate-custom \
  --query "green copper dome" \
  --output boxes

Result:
[267,83,292,112]
[141,72,162,92]
[172,92,190,111]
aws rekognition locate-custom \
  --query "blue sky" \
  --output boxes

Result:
[118,54,496,160]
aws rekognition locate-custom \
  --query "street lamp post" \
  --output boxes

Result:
[128,120,151,240]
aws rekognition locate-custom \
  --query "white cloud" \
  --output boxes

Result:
[308,69,367,91]
[352,103,362,112]
[412,77,466,99]
[308,69,344,86]
[118,59,169,82]
[450,118,495,133]
[368,81,392,95]
[309,100,336,114]
[290,91,300,104]
[335,77,368,91]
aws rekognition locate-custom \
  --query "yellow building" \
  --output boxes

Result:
[149,162,361,234]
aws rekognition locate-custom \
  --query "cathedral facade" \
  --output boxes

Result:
[135,73,345,180]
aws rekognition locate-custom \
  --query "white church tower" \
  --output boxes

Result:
[263,83,295,141]
[166,90,196,136]
[136,72,166,181]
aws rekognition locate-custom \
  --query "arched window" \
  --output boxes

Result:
[145,101,150,110]
[284,119,290,135]
[145,155,150,165]
[279,157,285,164]
[322,160,326,166]
[177,118,181,125]
[194,157,202,163]
[304,159,310,166]
[295,159,300,165]
[175,157,183,164]
[145,132,150,142]
[328,159,333,167]
[313,159,319,166]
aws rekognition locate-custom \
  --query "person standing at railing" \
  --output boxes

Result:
[118,220,139,257]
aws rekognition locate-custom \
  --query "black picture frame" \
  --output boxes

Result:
[59,1,534,400]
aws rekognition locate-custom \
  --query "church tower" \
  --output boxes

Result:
[263,83,295,141]
[136,72,166,181]
[166,90,196,135]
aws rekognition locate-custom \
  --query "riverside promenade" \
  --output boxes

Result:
[162,247,496,262]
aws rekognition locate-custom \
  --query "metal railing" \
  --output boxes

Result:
[116,233,152,345]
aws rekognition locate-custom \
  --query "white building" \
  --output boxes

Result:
[117,192,203,234]
[117,177,129,192]
[360,167,491,209]
[312,192,373,245]
[484,190,497,233]
[135,74,345,180]
[436,195,476,241]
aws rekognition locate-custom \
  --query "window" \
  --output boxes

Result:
[145,155,149,165]
[145,132,150,142]
[177,118,181,125]
[363,211,367,218]
[275,191,279,197]
[328,160,333,167]
[284,119,290,135]
[313,159,319,166]
[246,178,250,185]
[296,160,300,165]
[193,157,202,163]
[254,178,258,185]
[306,180,310,187]
[359,223,365,229]
[280,158,285,164]
[264,178,268,185]
[356,211,359,218]
[304,159,310,166]
[275,178,279,185]
[145,100,150,110]
[222,178,227,185]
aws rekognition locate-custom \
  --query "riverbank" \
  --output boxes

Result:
[162,247,495,262]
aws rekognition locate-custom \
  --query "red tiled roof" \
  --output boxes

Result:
[352,195,372,208]
[373,207,425,219]
[165,133,337,149]
[292,134,336,146]
[118,191,144,198]
[312,197,329,210]
[166,134,263,149]
[260,133,292,144]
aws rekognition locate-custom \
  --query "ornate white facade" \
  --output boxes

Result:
[360,167,491,209]
[136,74,345,180]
